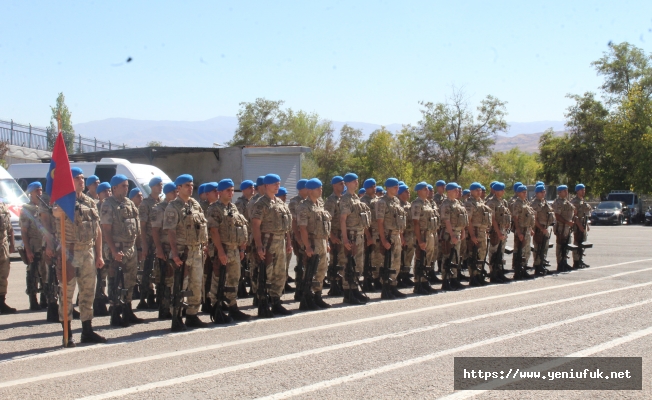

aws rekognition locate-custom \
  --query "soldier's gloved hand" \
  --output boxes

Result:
[239,249,245,261]
[96,256,105,269]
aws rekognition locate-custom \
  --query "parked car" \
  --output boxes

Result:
[606,191,644,223]
[645,207,652,226]
[591,201,629,225]
[0,166,29,249]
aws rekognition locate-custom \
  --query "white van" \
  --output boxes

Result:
[8,158,172,200]
[0,166,29,248]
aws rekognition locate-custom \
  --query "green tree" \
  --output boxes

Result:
[357,127,413,188]
[47,92,75,152]
[408,89,508,182]
[311,124,363,197]
[591,42,652,105]
[228,98,286,146]
[147,140,163,147]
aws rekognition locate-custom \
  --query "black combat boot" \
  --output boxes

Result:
[572,261,580,270]
[0,295,17,314]
[293,287,303,302]
[93,297,109,317]
[397,272,408,289]
[228,304,252,321]
[47,301,59,322]
[427,269,442,283]
[373,278,382,291]
[380,283,396,300]
[286,275,295,283]
[352,289,369,303]
[299,291,320,311]
[200,299,213,314]
[124,303,145,324]
[136,297,149,310]
[171,316,187,332]
[110,305,129,327]
[29,294,40,311]
[284,282,295,293]
[61,321,75,348]
[314,291,332,308]
[412,281,428,295]
[81,320,107,343]
[72,307,80,319]
[343,289,362,305]
[185,314,209,328]
[158,308,172,320]
[390,286,407,298]
[271,297,292,316]
[40,292,47,309]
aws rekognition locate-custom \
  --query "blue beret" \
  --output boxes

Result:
[435,180,446,187]
[276,187,288,197]
[264,174,281,185]
[513,182,522,191]
[427,184,433,190]
[174,174,193,186]
[26,181,42,194]
[297,179,308,190]
[129,187,141,199]
[535,185,546,193]
[469,182,482,191]
[493,182,506,191]
[536,181,544,186]
[240,180,254,190]
[256,176,265,186]
[462,189,470,195]
[376,186,384,193]
[557,184,568,191]
[110,174,128,187]
[306,178,322,189]
[204,182,218,193]
[398,184,408,195]
[197,184,206,195]
[445,182,458,191]
[97,182,111,194]
[363,178,376,189]
[343,173,358,183]
[516,184,527,193]
[358,188,366,195]
[398,181,405,186]
[331,176,344,184]
[71,167,84,178]
[481,185,486,191]
[149,176,162,187]
[415,182,428,191]
[217,179,233,191]
[163,182,177,195]
[490,181,497,188]
[385,178,399,188]
[85,175,99,186]
[575,183,585,191]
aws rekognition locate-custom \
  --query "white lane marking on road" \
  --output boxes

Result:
[439,324,652,398]
[47,286,651,399]
[254,299,652,400]
[2,257,650,366]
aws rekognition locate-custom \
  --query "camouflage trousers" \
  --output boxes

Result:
[402,231,415,272]
[440,230,461,279]
[260,234,287,299]
[24,244,47,295]
[488,234,507,274]
[306,237,328,292]
[343,231,365,290]
[107,243,138,303]
[414,230,436,283]
[175,244,203,316]
[380,232,402,287]
[208,246,240,307]
[459,232,468,263]
[58,243,96,322]
[467,228,488,277]
[555,225,572,263]
[513,228,532,265]
[572,228,588,262]
[532,227,551,266]
[370,231,383,279]
[0,241,10,296]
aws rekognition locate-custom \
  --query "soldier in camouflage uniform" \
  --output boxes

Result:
[151,182,177,319]
[464,183,492,286]
[427,184,435,207]
[53,167,106,346]
[553,185,575,272]
[511,184,535,280]
[101,174,145,327]
[297,178,332,310]
[247,176,266,297]
[571,183,592,269]
[439,182,467,291]
[201,183,220,313]
[86,175,100,200]
[397,184,415,288]
[459,188,470,274]
[198,184,210,214]
[360,178,381,291]
[531,185,555,276]
[20,182,48,310]
[137,176,162,310]
[0,191,15,314]
[339,173,371,305]
[206,179,251,322]
[288,179,308,296]
[235,180,255,219]
[94,182,112,316]
[164,174,210,330]
[376,178,407,299]
[433,180,446,208]
[251,174,293,317]
[324,176,346,295]
[486,182,511,283]
[411,182,438,294]
[433,180,446,276]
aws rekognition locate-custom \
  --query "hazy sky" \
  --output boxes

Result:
[1,1,651,128]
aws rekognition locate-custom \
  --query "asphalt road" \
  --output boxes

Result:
[1,225,651,399]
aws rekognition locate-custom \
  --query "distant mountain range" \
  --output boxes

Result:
[73,117,567,152]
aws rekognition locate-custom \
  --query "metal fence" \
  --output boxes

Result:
[0,119,129,153]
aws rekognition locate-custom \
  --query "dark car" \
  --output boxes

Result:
[645,207,652,226]
[591,201,629,225]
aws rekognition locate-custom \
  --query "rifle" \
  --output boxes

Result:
[299,250,320,311]
[92,267,109,316]
[137,251,155,309]
[293,246,305,301]
[326,240,343,296]
[362,242,374,292]
[255,237,274,318]
[413,245,431,294]
[559,224,577,271]
[442,246,459,290]
[109,254,130,326]
[45,256,59,322]
[379,237,396,299]
[171,249,192,330]
[157,245,171,319]
[237,255,252,298]
[211,248,236,323]
[577,215,593,268]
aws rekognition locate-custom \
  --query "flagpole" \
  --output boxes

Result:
[58,113,70,348]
